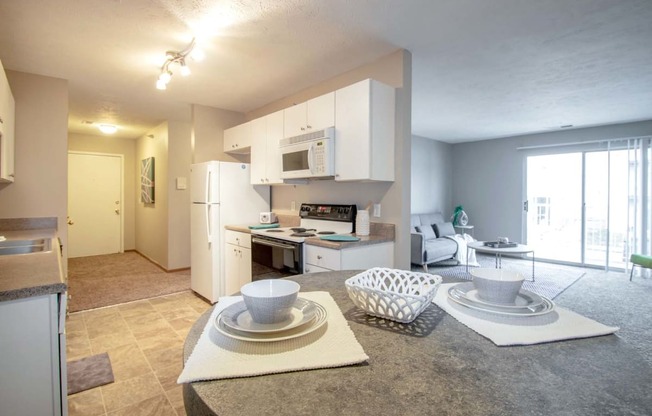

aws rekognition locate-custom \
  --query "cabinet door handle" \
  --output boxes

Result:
[301,127,305,131]
[307,125,312,129]
[317,255,322,260]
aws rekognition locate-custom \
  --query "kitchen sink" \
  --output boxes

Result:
[0,238,52,255]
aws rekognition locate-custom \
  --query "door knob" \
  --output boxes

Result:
[115,209,120,215]
[67,219,74,225]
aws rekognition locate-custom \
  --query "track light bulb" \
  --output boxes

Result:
[180,62,191,76]
[190,48,205,62]
[159,71,172,83]
[156,79,167,90]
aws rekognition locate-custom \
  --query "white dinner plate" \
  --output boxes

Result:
[452,282,545,309]
[214,300,328,342]
[221,298,318,334]
[448,283,554,317]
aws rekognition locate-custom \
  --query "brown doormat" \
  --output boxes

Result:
[67,352,115,395]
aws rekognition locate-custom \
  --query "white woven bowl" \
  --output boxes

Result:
[345,268,442,323]
[241,279,300,324]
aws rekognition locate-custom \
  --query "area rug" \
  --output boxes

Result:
[415,254,586,300]
[68,252,191,312]
[67,353,114,395]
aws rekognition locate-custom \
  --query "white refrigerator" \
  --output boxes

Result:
[190,161,270,303]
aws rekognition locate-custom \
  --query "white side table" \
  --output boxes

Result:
[466,241,535,281]
[454,225,474,237]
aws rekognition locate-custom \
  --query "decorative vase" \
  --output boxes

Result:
[356,210,370,236]
[459,210,469,226]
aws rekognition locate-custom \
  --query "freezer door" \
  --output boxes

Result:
[190,161,220,203]
[191,203,222,303]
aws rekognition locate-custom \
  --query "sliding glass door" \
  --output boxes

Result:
[526,139,650,270]
[526,153,582,263]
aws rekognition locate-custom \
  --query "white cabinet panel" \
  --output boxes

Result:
[304,242,395,272]
[334,79,395,182]
[224,231,253,294]
[284,92,334,138]
[0,294,66,416]
[224,122,252,153]
[250,110,284,185]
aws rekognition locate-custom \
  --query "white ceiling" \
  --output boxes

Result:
[1,0,651,143]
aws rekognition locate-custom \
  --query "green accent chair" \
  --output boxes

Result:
[630,254,652,281]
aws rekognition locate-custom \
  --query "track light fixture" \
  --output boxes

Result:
[156,38,204,90]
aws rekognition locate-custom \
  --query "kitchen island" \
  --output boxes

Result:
[182,271,651,415]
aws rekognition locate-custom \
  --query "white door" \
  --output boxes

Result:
[68,152,122,258]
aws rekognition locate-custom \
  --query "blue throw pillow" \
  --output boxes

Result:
[434,222,455,237]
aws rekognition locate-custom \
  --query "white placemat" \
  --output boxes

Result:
[178,291,368,383]
[433,283,619,346]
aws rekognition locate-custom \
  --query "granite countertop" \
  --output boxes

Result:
[182,271,651,416]
[0,228,66,302]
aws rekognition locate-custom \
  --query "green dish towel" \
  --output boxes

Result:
[319,234,361,242]
[248,223,280,230]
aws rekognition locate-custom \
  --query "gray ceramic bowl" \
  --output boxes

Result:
[471,268,524,305]
[241,279,300,324]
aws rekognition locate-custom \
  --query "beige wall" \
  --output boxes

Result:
[167,120,192,270]
[191,104,248,164]
[135,122,169,268]
[0,71,69,273]
[68,133,137,250]
[248,50,413,268]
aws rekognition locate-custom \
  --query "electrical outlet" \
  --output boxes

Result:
[373,203,381,217]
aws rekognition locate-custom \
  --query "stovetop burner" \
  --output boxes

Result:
[291,232,316,237]
[266,229,284,233]
[317,231,335,235]
[290,227,316,233]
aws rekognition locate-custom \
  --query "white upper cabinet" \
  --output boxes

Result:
[334,79,395,182]
[250,110,284,185]
[224,121,252,153]
[283,92,334,138]
[0,59,15,183]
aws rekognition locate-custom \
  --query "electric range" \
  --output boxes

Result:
[250,203,357,278]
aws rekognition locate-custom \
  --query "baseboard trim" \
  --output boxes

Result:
[132,250,190,274]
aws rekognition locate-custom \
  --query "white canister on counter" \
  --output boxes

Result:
[356,210,370,236]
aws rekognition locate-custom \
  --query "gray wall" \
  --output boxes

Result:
[411,135,452,215]
[451,120,652,243]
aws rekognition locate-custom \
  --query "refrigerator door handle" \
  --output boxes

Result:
[206,205,212,245]
[206,169,211,203]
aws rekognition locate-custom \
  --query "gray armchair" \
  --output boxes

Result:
[410,213,457,272]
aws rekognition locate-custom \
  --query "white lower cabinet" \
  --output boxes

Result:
[304,242,394,273]
[224,231,252,294]
[0,293,67,416]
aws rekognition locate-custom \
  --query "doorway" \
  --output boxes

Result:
[68,151,123,258]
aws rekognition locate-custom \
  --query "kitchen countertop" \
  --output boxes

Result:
[0,228,66,302]
[225,222,395,249]
[182,271,651,416]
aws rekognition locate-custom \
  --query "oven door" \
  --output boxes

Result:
[251,236,303,280]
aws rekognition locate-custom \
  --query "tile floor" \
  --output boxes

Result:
[66,290,211,416]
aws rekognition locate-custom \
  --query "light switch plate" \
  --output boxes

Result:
[373,203,381,217]
[176,177,187,190]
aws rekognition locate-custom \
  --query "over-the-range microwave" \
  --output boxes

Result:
[279,127,335,180]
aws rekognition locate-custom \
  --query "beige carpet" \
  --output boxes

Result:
[68,252,191,312]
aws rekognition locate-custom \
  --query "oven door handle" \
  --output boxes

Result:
[252,237,297,250]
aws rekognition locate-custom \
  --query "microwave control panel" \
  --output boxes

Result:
[312,141,327,174]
